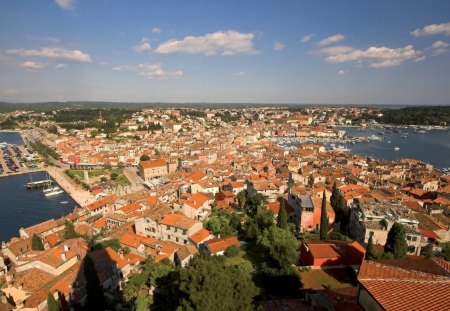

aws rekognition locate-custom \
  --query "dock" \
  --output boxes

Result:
[26,179,52,189]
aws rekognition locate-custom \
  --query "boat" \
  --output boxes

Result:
[60,201,69,204]
[394,147,400,151]
[44,186,64,197]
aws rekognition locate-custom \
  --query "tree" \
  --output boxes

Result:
[110,172,118,180]
[32,234,44,251]
[246,193,267,216]
[330,182,339,210]
[277,199,288,230]
[366,235,376,260]
[224,245,240,257]
[63,220,78,240]
[255,209,275,232]
[384,222,408,259]
[422,243,434,259]
[83,255,105,310]
[257,226,299,271]
[319,190,329,240]
[441,242,450,261]
[152,255,258,311]
[47,293,60,311]
[236,190,247,210]
[140,154,150,161]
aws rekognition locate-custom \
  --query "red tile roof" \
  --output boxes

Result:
[358,260,450,310]
[140,159,167,169]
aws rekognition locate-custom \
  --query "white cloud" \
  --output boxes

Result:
[233,71,246,76]
[154,30,259,55]
[6,47,92,62]
[411,22,450,37]
[54,0,75,11]
[133,38,151,53]
[317,44,423,68]
[112,63,183,79]
[273,41,285,51]
[428,40,449,56]
[1,88,18,96]
[21,61,47,70]
[317,34,345,47]
[152,27,162,34]
[338,69,347,75]
[301,33,315,43]
[55,63,67,69]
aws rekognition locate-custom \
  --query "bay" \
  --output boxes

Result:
[341,127,450,169]
[0,171,77,243]
[0,131,24,145]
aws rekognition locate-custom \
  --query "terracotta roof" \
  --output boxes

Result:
[159,213,199,230]
[189,228,213,245]
[119,233,157,248]
[185,192,209,209]
[359,279,450,311]
[22,219,58,236]
[140,159,167,169]
[205,236,240,254]
[419,228,441,239]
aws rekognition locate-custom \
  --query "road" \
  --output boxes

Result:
[123,167,145,189]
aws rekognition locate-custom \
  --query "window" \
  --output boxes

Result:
[412,236,417,242]
[183,229,187,235]
[369,231,374,237]
[175,228,178,233]
[167,235,171,239]
[406,235,411,241]
[408,246,416,253]
[166,225,170,230]
[176,237,179,242]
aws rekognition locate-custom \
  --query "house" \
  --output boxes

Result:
[159,213,203,245]
[138,159,177,181]
[357,260,450,311]
[300,240,366,268]
[182,192,211,220]
[174,244,198,267]
[203,236,240,256]
[188,228,214,249]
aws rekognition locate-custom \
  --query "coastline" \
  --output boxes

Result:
[0,167,95,207]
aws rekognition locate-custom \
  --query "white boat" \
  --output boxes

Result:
[60,201,69,204]
[394,147,400,151]
[43,186,61,194]
[44,186,64,197]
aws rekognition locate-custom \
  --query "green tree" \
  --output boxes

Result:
[63,220,78,240]
[319,190,329,240]
[384,222,408,259]
[330,182,339,210]
[110,172,118,180]
[366,235,376,260]
[47,293,60,311]
[32,234,44,251]
[255,209,275,232]
[224,245,240,257]
[152,255,258,311]
[83,255,105,310]
[246,193,267,216]
[440,242,450,261]
[242,220,259,241]
[257,226,299,271]
[277,199,288,230]
[236,190,247,210]
[422,243,434,259]
[140,154,150,161]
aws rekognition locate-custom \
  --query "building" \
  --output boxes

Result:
[135,212,202,245]
[300,240,366,268]
[138,159,177,181]
[203,236,240,256]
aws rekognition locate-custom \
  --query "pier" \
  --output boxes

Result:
[25,179,52,189]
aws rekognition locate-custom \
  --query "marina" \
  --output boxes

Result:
[0,171,77,243]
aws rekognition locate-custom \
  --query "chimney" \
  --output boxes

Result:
[61,252,67,262]
[64,244,69,252]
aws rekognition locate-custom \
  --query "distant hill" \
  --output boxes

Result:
[378,106,450,126]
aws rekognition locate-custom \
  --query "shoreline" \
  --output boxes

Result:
[0,168,95,207]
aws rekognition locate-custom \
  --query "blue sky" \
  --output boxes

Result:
[1,0,450,105]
